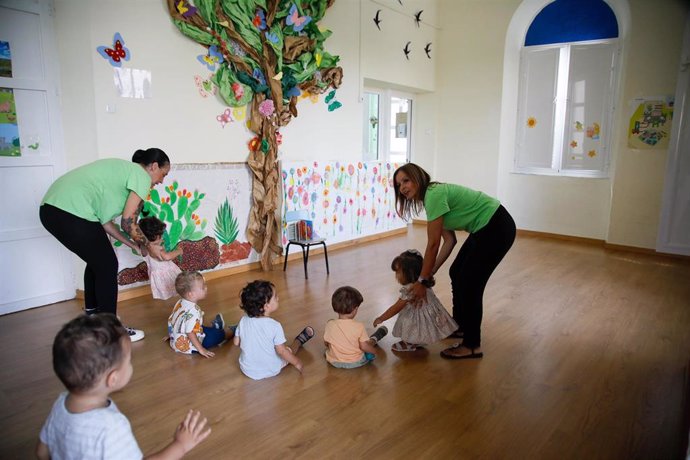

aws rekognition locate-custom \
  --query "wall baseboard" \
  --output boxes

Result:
[411,222,689,261]
[76,227,408,302]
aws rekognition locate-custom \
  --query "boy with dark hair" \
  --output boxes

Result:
[324,286,388,369]
[234,280,315,380]
[37,314,210,459]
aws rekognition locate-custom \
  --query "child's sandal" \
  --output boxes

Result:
[295,326,315,345]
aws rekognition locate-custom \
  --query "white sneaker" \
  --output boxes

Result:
[126,327,145,342]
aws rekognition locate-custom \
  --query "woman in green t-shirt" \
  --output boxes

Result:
[393,163,516,359]
[39,148,170,342]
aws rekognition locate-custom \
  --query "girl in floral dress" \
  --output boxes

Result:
[373,250,458,351]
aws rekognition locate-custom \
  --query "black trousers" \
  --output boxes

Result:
[40,204,119,314]
[449,205,516,349]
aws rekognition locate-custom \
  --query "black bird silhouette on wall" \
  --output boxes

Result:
[373,9,382,31]
[403,41,411,60]
[424,42,432,59]
[414,10,423,27]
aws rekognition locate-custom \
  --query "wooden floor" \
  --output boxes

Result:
[1,226,689,459]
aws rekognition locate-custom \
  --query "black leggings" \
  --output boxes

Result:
[40,204,118,314]
[449,205,516,349]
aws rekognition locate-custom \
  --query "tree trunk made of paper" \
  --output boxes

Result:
[167,0,343,270]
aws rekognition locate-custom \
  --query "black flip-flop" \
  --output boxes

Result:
[295,326,315,345]
[440,343,483,360]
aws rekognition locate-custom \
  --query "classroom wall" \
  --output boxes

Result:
[607,0,688,248]
[436,0,688,248]
[52,0,439,288]
[51,0,687,284]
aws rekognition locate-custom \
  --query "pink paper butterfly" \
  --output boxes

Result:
[216,108,233,128]
[286,3,311,32]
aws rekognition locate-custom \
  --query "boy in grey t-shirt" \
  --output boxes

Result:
[37,314,211,459]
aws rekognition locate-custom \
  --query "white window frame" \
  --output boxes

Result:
[515,38,620,178]
[362,87,413,163]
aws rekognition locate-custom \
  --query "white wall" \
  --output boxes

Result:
[51,0,439,287]
[607,0,688,248]
[435,0,520,194]
[54,0,438,166]
[436,0,688,248]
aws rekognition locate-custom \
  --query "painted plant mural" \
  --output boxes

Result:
[167,0,343,269]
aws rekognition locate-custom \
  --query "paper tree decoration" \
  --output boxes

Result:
[167,0,343,270]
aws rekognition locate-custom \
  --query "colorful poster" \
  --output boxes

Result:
[628,99,674,149]
[0,87,20,156]
[114,163,256,288]
[281,160,405,248]
[0,41,11,77]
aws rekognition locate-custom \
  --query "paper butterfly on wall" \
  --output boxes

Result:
[286,3,312,32]
[324,90,342,112]
[216,108,233,128]
[96,32,130,68]
[175,0,197,18]
[253,8,267,30]
[197,45,223,71]
[194,74,217,98]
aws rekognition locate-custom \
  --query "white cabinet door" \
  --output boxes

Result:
[658,14,690,256]
[0,0,73,314]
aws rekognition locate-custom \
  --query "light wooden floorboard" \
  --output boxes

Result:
[1,226,689,459]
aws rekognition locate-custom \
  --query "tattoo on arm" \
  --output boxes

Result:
[121,216,146,245]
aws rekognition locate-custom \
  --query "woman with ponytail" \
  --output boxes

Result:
[40,148,171,341]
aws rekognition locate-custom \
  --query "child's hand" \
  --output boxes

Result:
[173,410,211,454]
[293,360,304,373]
[198,347,215,358]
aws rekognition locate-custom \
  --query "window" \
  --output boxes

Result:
[362,88,412,163]
[515,0,619,178]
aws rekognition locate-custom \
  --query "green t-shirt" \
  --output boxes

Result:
[424,183,500,233]
[42,159,151,223]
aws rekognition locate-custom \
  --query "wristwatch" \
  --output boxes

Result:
[417,276,432,288]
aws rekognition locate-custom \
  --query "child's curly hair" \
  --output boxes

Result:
[331,286,363,314]
[240,280,275,317]
[52,313,127,393]
[139,216,166,242]
[391,249,434,286]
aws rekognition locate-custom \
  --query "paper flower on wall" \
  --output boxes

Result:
[258,99,275,117]
[570,140,578,148]
[527,117,537,128]
[588,150,597,158]
[194,75,216,98]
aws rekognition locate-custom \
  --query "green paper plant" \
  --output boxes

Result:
[142,181,208,251]
[167,0,343,270]
[214,198,239,245]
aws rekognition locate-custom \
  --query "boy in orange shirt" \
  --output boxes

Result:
[324,286,388,368]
